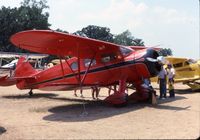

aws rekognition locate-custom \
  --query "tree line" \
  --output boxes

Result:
[0,0,172,56]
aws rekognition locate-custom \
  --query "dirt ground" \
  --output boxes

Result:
[0,83,199,139]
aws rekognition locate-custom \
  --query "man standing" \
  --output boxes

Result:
[157,64,167,99]
[167,64,176,97]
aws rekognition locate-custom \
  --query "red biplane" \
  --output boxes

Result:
[0,30,162,105]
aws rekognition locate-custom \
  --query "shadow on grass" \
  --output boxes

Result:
[2,93,58,99]
[154,87,200,94]
[2,92,96,103]
[2,92,190,122]
[43,95,189,122]
[174,88,200,94]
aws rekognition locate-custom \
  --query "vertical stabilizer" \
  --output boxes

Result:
[15,56,37,78]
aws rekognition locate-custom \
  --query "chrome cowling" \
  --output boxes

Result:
[144,48,162,77]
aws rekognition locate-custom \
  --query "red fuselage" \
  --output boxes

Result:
[16,48,161,91]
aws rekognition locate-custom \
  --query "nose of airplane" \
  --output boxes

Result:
[144,48,162,77]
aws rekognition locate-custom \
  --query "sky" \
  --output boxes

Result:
[0,0,199,59]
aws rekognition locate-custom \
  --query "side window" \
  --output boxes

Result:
[173,62,183,68]
[101,54,116,63]
[184,61,189,66]
[84,59,96,67]
[71,62,78,70]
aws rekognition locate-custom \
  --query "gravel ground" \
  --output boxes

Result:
[0,83,199,139]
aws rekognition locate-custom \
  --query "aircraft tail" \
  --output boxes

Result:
[15,56,37,78]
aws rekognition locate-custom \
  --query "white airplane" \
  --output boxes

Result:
[1,59,18,69]
[0,52,48,69]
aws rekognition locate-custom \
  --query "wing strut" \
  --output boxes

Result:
[77,42,81,86]
[81,53,97,84]
[59,57,65,77]
[63,58,79,83]
[61,56,81,84]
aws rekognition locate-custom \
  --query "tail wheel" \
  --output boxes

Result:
[28,89,33,96]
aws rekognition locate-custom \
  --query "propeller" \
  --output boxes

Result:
[146,57,158,62]
[146,56,166,64]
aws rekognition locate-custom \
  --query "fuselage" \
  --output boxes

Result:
[172,59,200,82]
[16,48,161,91]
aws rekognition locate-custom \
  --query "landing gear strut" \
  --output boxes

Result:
[28,89,33,96]
[104,79,128,106]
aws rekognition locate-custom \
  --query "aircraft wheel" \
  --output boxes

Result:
[29,90,33,96]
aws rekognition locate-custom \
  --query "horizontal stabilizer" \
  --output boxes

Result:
[0,75,16,86]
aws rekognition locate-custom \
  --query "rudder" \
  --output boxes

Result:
[15,56,37,78]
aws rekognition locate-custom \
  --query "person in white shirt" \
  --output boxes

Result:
[157,64,167,99]
[167,64,175,97]
[167,64,175,81]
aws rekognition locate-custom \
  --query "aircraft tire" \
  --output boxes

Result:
[29,90,33,96]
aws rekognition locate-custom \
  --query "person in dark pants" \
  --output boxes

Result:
[168,79,175,97]
[167,64,175,97]
[91,86,100,100]
[157,65,167,99]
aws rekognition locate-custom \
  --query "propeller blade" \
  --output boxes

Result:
[146,57,158,62]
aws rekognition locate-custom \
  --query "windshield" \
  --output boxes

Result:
[187,59,197,64]
[119,46,133,56]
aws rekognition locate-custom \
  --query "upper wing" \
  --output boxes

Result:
[165,56,188,64]
[10,30,124,59]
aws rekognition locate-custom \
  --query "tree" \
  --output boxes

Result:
[73,30,87,37]
[74,25,114,43]
[158,48,173,56]
[114,30,133,46]
[0,7,18,52]
[114,30,144,46]
[21,0,49,9]
[0,0,50,52]
[55,28,69,34]
[18,0,50,31]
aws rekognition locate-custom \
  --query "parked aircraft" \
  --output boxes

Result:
[0,52,48,69]
[166,57,200,91]
[1,59,18,69]
[0,30,162,105]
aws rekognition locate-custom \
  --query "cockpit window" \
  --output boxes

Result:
[84,59,96,67]
[101,53,117,63]
[173,62,183,68]
[70,62,78,70]
[188,59,196,64]
[184,61,189,66]
[120,46,132,56]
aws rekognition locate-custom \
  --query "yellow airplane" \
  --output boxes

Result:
[151,56,200,91]
[166,57,200,90]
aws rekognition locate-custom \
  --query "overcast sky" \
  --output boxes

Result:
[0,0,199,59]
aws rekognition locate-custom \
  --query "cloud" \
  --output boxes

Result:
[79,0,148,30]
[47,0,198,59]
[0,0,198,59]
[78,0,196,32]
[151,6,196,24]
